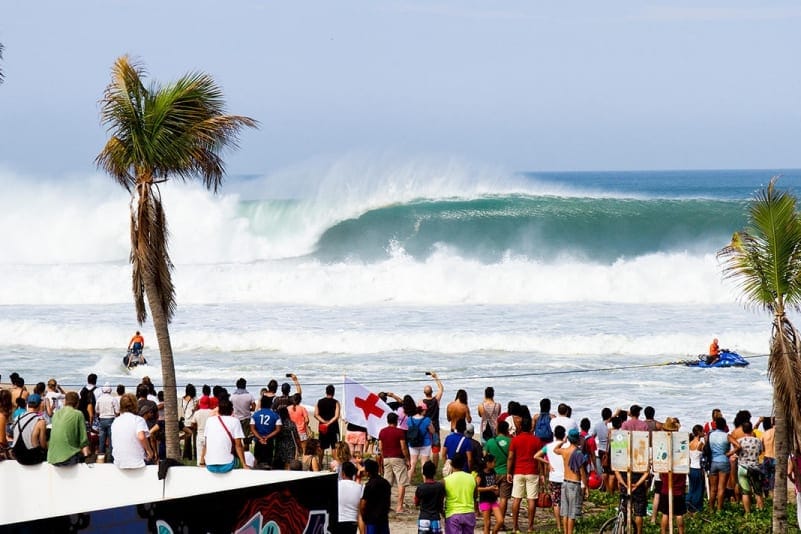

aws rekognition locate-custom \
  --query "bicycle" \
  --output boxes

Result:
[598,492,637,534]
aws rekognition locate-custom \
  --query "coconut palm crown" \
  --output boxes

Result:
[718,177,801,533]
[96,55,256,459]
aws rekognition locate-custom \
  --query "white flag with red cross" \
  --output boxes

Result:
[343,377,391,438]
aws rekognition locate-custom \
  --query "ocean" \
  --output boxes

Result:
[2,162,800,431]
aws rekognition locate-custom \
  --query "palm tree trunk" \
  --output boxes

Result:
[144,273,181,460]
[774,405,789,533]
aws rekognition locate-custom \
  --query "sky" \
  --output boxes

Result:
[0,0,799,176]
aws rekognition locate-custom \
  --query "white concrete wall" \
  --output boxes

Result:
[0,462,324,525]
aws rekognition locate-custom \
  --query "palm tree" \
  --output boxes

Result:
[96,55,256,459]
[718,177,801,533]
[0,42,5,84]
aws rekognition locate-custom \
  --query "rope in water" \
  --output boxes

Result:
[45,353,770,390]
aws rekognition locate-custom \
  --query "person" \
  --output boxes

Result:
[614,459,649,534]
[378,412,411,513]
[136,383,160,460]
[11,393,47,465]
[644,406,663,432]
[760,416,776,498]
[687,425,705,513]
[272,373,302,413]
[231,377,256,443]
[302,438,323,471]
[443,452,477,533]
[706,337,721,365]
[128,330,145,359]
[250,396,281,467]
[9,373,29,408]
[554,428,589,534]
[288,393,310,453]
[315,384,341,451]
[592,407,612,486]
[406,404,435,479]
[551,403,578,434]
[361,458,391,534]
[179,383,198,460]
[336,461,363,534]
[442,418,472,476]
[415,460,445,534]
[788,448,801,529]
[477,454,504,534]
[446,390,472,431]
[45,378,66,420]
[620,405,649,432]
[478,386,501,441]
[420,371,444,465]
[506,415,543,533]
[483,419,512,525]
[273,407,301,469]
[111,393,154,468]
[732,420,764,513]
[188,394,214,463]
[200,397,250,473]
[535,425,567,531]
[95,383,119,458]
[659,418,686,534]
[47,391,90,466]
[707,416,737,511]
[78,373,98,431]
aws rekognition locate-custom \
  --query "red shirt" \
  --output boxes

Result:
[509,433,544,475]
[379,425,407,458]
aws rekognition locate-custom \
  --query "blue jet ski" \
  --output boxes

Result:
[685,349,749,368]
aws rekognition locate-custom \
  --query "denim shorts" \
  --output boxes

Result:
[709,461,730,475]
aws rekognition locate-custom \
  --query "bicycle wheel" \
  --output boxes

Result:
[598,512,624,534]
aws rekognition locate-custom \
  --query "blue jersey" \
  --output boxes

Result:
[251,408,280,436]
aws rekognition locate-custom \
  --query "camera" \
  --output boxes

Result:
[425,372,431,376]
[285,373,292,378]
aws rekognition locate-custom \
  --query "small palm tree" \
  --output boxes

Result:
[718,177,801,533]
[97,55,256,459]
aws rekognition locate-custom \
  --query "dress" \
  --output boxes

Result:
[274,419,299,468]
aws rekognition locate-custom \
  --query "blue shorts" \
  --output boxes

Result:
[417,518,443,533]
[709,461,730,475]
[206,458,238,473]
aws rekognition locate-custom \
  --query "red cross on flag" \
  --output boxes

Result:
[343,377,391,438]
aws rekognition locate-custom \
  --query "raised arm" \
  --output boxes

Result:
[431,372,444,402]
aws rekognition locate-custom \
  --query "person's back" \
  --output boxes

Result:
[444,453,477,533]
[361,459,391,533]
[416,461,445,533]
[12,394,47,465]
[48,391,89,466]
[337,461,363,534]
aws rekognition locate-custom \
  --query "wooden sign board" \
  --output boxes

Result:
[652,431,690,474]
[610,430,650,472]
[631,431,650,472]
[610,430,630,471]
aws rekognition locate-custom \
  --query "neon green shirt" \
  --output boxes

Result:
[444,470,476,517]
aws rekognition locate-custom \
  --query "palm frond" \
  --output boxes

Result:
[0,42,5,84]
[718,178,801,312]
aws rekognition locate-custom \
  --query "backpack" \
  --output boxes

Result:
[535,412,553,441]
[13,414,46,465]
[407,417,425,448]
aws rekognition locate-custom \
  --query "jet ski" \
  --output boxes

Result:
[685,349,749,368]
[123,349,147,369]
